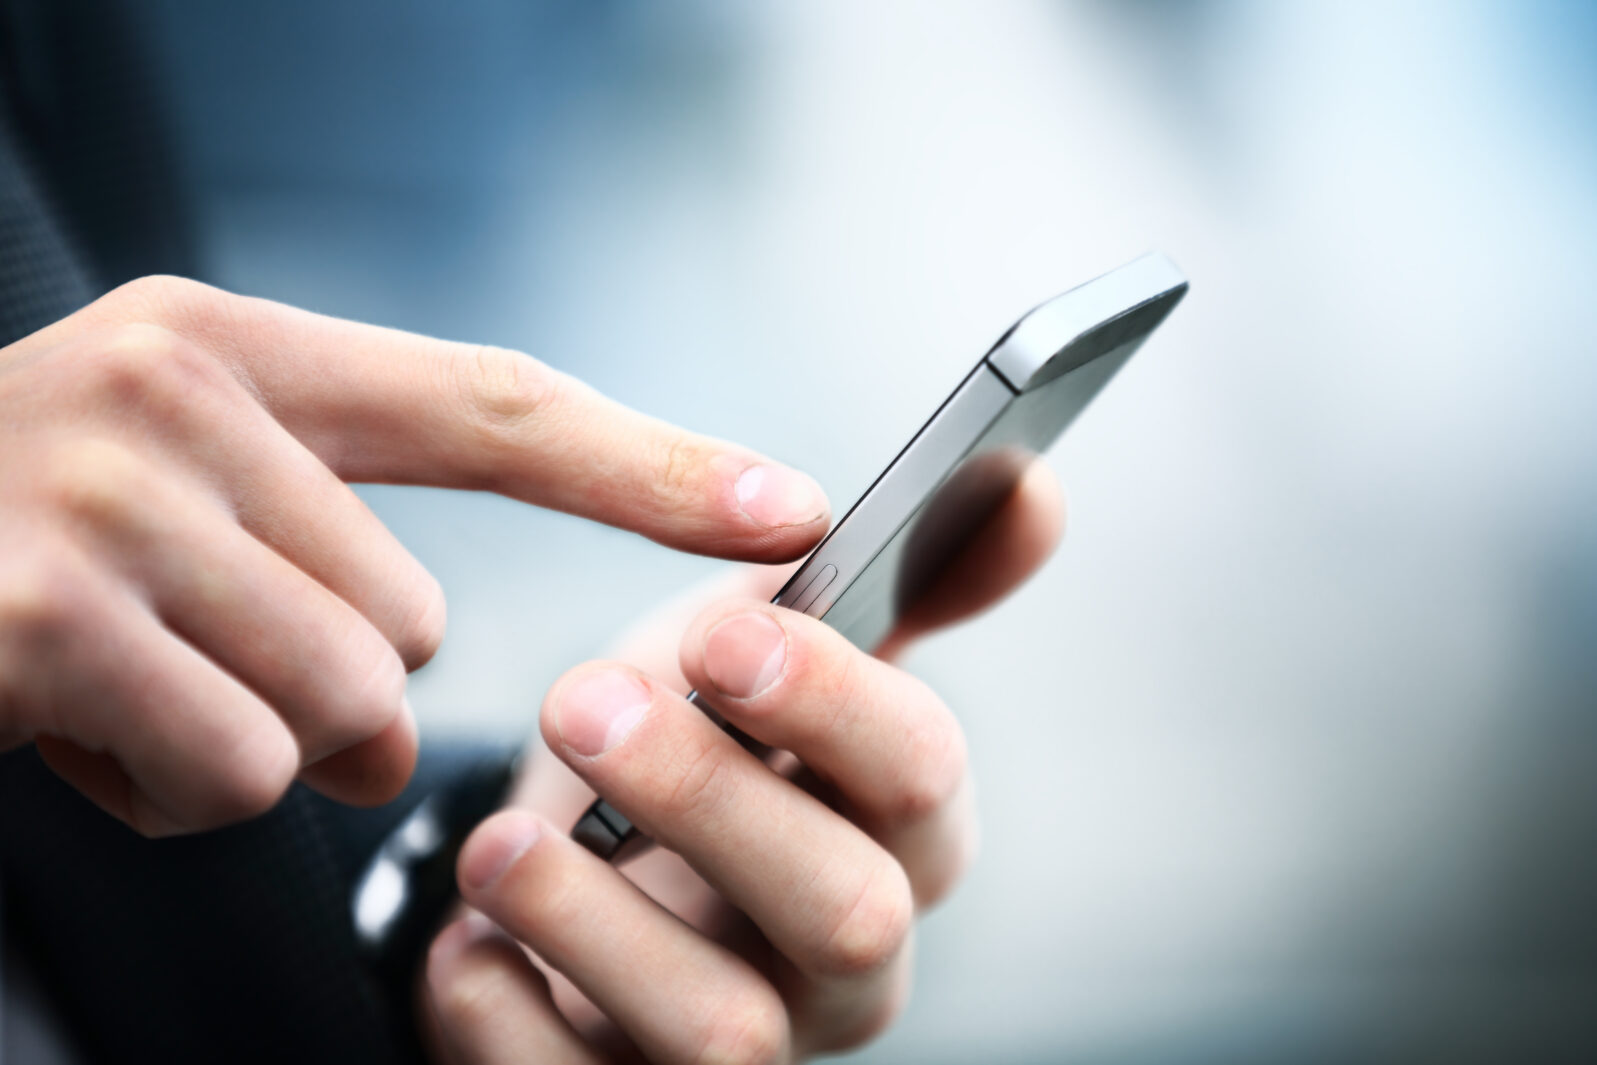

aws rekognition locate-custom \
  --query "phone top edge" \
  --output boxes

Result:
[986,251,1188,392]
[770,251,1189,637]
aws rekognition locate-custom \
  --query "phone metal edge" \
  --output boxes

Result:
[571,252,1189,862]
[773,251,1188,625]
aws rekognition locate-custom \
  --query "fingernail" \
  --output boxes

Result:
[554,669,652,757]
[459,812,543,891]
[703,612,788,699]
[128,791,187,839]
[428,912,498,975]
[736,464,827,528]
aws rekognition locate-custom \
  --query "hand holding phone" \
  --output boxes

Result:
[436,256,1186,1060]
[573,252,1189,860]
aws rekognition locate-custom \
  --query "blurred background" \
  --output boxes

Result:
[123,1,1597,1060]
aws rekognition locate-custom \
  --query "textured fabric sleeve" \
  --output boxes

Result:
[0,741,518,1065]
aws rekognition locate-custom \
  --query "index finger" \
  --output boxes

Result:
[77,277,830,563]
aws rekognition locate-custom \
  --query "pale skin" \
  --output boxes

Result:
[0,275,1066,1063]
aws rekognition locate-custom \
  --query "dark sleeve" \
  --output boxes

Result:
[0,0,198,342]
[0,741,515,1065]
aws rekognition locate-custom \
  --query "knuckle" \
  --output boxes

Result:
[887,710,969,827]
[393,571,447,670]
[455,345,564,434]
[0,560,66,637]
[518,863,585,930]
[822,650,874,731]
[124,799,178,840]
[40,438,155,529]
[909,837,974,913]
[101,274,200,307]
[89,323,229,414]
[214,736,297,823]
[335,642,408,744]
[655,435,709,500]
[428,948,520,1032]
[818,962,913,1053]
[98,275,224,329]
[693,988,789,1065]
[815,860,914,978]
[657,732,738,826]
[0,549,93,657]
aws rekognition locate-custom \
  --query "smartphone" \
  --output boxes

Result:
[573,252,1189,861]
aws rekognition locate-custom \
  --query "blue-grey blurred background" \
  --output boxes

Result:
[137,1,1596,1060]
